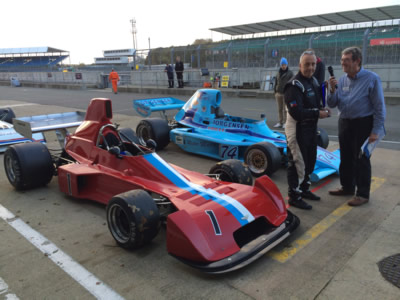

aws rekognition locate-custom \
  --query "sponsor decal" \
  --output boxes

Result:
[370,37,400,46]
[175,135,184,145]
[212,119,250,130]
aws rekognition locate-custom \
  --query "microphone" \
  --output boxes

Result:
[328,66,338,89]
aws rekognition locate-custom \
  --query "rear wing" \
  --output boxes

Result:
[13,111,85,140]
[133,97,185,118]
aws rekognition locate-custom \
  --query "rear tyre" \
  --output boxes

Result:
[136,118,170,150]
[317,127,329,149]
[244,142,281,177]
[0,107,16,124]
[4,143,54,190]
[119,127,140,144]
[106,190,161,249]
[209,159,253,186]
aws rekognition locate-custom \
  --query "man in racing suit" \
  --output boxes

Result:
[284,49,330,210]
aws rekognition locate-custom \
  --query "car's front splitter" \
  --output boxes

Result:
[170,210,300,274]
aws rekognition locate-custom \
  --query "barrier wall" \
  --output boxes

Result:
[1,64,399,91]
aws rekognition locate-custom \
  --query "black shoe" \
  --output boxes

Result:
[289,198,312,210]
[301,190,321,201]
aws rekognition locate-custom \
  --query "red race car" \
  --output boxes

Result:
[4,98,299,273]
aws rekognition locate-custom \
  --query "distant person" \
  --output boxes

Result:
[328,46,386,207]
[273,57,293,128]
[108,69,120,94]
[164,64,174,88]
[175,56,184,88]
[314,57,326,85]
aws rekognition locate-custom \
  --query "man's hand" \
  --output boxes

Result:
[369,133,378,143]
[319,108,331,119]
[328,77,337,93]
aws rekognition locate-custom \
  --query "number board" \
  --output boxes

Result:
[219,145,238,159]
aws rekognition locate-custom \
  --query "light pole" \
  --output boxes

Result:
[130,18,137,50]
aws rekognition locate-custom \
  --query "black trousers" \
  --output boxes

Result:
[176,72,183,87]
[338,115,373,198]
[167,75,174,88]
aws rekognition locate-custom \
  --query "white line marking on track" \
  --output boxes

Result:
[0,276,19,299]
[0,204,125,300]
[0,104,37,108]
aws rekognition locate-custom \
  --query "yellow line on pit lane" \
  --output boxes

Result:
[268,177,386,263]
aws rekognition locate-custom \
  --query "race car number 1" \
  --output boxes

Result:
[219,145,238,159]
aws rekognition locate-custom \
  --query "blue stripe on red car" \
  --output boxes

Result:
[145,153,255,226]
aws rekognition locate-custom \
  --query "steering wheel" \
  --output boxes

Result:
[96,124,122,150]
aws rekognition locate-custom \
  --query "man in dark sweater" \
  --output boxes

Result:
[164,64,174,88]
[175,56,184,88]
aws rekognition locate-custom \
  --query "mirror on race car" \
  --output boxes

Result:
[146,139,157,150]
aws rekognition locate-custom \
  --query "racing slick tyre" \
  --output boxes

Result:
[209,159,253,186]
[136,118,170,151]
[107,190,161,249]
[317,127,329,149]
[119,127,140,145]
[0,107,16,124]
[244,142,281,177]
[4,142,54,190]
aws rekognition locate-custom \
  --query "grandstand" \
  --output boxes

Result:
[0,47,69,71]
[147,5,400,69]
[94,49,135,65]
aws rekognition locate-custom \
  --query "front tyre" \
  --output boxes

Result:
[317,127,329,149]
[0,107,16,123]
[136,118,170,150]
[244,142,281,177]
[106,190,160,249]
[4,143,54,190]
[209,159,253,186]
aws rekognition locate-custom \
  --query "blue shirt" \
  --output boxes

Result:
[327,67,386,134]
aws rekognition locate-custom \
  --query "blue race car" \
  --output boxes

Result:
[133,89,339,182]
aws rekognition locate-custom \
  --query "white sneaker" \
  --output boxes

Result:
[273,123,282,128]
[282,123,286,129]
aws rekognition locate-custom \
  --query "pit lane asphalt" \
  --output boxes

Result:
[0,86,399,299]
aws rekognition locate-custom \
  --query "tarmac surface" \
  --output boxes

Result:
[0,86,399,299]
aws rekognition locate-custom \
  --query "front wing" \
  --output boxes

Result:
[171,211,299,274]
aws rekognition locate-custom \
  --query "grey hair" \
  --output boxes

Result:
[299,49,316,63]
[342,46,362,67]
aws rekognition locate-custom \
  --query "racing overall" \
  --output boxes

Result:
[284,72,322,201]
[108,70,120,94]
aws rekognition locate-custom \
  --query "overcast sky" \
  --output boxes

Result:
[1,0,399,64]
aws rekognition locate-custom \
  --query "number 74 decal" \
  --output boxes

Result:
[219,145,238,159]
